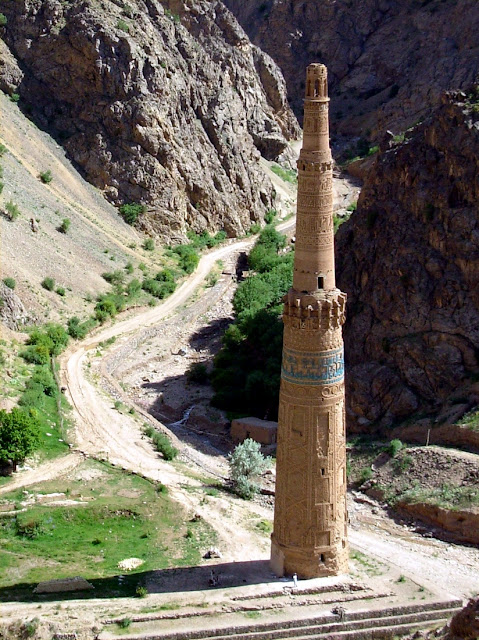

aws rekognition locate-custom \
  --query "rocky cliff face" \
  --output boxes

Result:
[223,0,479,139]
[0,0,299,238]
[335,91,479,432]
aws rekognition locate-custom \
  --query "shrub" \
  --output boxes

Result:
[359,467,373,484]
[135,586,148,598]
[125,261,134,274]
[10,93,20,103]
[143,238,155,251]
[264,209,277,225]
[39,170,53,184]
[228,438,271,499]
[56,287,66,297]
[41,277,55,291]
[186,362,208,384]
[58,218,71,233]
[0,143,7,156]
[67,316,95,339]
[118,618,132,628]
[155,268,175,283]
[3,277,15,290]
[144,426,178,460]
[5,200,20,221]
[102,270,125,286]
[117,18,130,32]
[94,297,117,322]
[0,182,3,195]
[387,439,403,457]
[119,202,145,225]
[172,244,200,274]
[0,408,40,467]
[0,13,7,26]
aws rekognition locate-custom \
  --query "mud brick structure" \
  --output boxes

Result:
[271,64,348,578]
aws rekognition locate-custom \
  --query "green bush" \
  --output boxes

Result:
[58,218,71,233]
[0,182,4,195]
[0,13,7,26]
[119,202,145,225]
[186,362,208,384]
[144,426,178,461]
[359,467,373,484]
[228,438,271,499]
[10,93,20,103]
[0,408,40,467]
[117,18,130,32]
[5,200,20,221]
[172,244,199,274]
[39,170,53,184]
[0,143,7,156]
[143,238,155,251]
[67,316,96,339]
[94,297,117,322]
[102,270,125,286]
[387,439,403,457]
[125,261,134,274]
[41,277,55,291]
[56,287,66,297]
[3,277,15,290]
[118,618,132,628]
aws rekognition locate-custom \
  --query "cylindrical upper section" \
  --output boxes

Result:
[293,64,336,293]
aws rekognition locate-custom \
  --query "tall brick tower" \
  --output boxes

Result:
[270,64,348,579]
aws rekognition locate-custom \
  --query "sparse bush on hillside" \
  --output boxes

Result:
[144,425,178,460]
[0,143,7,156]
[56,286,66,297]
[387,439,403,457]
[9,93,20,103]
[102,270,125,286]
[119,202,145,225]
[172,244,199,274]
[39,170,53,184]
[5,201,20,221]
[117,18,130,32]
[67,316,96,339]
[41,277,55,291]
[186,362,208,384]
[186,230,227,250]
[143,238,155,251]
[58,218,71,233]
[0,13,7,26]
[2,277,15,290]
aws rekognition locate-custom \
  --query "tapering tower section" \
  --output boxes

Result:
[270,64,348,579]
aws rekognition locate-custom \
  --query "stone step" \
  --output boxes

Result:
[196,610,456,640]
[292,618,449,639]
[112,600,461,640]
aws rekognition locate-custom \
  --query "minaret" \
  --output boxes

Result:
[270,64,348,579]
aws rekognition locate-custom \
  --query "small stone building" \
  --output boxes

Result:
[230,417,278,445]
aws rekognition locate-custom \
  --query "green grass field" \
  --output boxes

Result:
[0,460,216,600]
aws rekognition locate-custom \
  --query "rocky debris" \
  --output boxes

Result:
[224,0,479,137]
[0,40,23,95]
[203,547,222,558]
[1,0,299,239]
[0,282,34,330]
[117,557,144,571]
[33,576,94,593]
[335,91,479,432]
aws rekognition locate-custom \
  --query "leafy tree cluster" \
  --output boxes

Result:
[0,408,40,470]
[186,230,227,250]
[211,226,293,420]
[21,324,69,365]
[119,202,146,225]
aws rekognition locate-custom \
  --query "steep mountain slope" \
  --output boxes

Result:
[0,91,156,324]
[0,0,299,239]
[335,90,479,435]
[223,0,479,138]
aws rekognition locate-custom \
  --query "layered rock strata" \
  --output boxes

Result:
[224,0,479,137]
[335,91,479,433]
[0,0,299,238]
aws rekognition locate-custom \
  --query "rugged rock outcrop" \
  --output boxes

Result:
[0,282,33,330]
[224,0,479,138]
[0,0,299,238]
[335,91,479,432]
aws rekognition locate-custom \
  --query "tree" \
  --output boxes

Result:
[0,408,40,471]
[228,438,271,499]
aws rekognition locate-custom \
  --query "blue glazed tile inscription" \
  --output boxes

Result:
[281,346,344,386]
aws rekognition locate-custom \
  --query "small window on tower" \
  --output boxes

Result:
[318,277,324,289]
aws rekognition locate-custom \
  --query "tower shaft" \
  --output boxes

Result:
[270,64,348,579]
